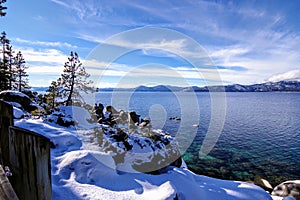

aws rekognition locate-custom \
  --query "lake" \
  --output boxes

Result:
[94,91,300,186]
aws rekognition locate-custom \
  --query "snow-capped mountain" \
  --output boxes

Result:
[184,81,300,92]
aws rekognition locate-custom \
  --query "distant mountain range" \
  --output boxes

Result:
[183,81,300,92]
[32,81,300,93]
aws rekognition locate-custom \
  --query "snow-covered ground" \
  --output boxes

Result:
[13,106,282,200]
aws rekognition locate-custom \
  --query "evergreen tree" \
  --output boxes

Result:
[58,51,93,106]
[13,51,30,92]
[0,31,10,91]
[45,80,60,109]
[0,0,7,17]
[7,44,14,89]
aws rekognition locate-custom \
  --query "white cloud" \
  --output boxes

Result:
[77,34,104,43]
[208,46,251,65]
[15,38,78,49]
[14,47,68,86]
[51,0,70,9]
[100,33,212,69]
[85,59,222,87]
[27,65,64,74]
[267,70,300,82]
[106,37,188,54]
[17,47,67,65]
[209,46,250,59]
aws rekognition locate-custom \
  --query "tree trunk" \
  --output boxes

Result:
[8,50,12,90]
[18,74,21,92]
[66,63,75,106]
[51,94,55,109]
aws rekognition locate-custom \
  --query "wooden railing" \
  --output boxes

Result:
[0,100,13,166]
[0,100,52,200]
[0,165,18,200]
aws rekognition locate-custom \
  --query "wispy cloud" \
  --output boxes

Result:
[216,66,248,72]
[15,38,78,49]
[27,65,64,74]
[50,0,70,9]
[209,47,250,59]
[32,15,45,21]
[84,57,223,88]
[18,47,67,65]
[267,70,300,82]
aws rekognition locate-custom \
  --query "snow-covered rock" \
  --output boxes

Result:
[46,106,96,128]
[272,180,300,200]
[0,90,39,112]
[97,127,182,174]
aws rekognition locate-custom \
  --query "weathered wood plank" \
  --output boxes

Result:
[0,165,19,200]
[9,126,52,200]
[0,100,14,166]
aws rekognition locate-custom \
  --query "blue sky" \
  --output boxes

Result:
[1,0,300,87]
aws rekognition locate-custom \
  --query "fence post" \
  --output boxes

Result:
[9,126,52,200]
[0,100,13,166]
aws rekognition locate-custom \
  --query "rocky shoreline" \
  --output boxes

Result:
[44,101,300,200]
[1,90,299,200]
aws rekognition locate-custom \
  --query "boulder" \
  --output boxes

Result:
[129,111,140,124]
[272,180,300,200]
[0,90,39,112]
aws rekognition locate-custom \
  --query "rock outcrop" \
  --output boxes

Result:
[98,126,182,174]
[0,90,39,112]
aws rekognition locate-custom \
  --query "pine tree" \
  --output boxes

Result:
[7,45,15,89]
[0,31,10,91]
[13,51,30,92]
[45,80,60,109]
[0,0,7,17]
[58,51,93,106]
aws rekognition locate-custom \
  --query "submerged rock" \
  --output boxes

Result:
[254,175,273,192]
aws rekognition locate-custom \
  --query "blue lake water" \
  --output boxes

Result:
[95,92,300,186]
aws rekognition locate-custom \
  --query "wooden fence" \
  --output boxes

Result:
[0,165,18,200]
[0,100,52,200]
[0,100,13,166]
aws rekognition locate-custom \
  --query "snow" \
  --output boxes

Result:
[30,101,42,111]
[0,90,28,98]
[47,106,96,129]
[280,180,300,185]
[6,101,22,109]
[271,197,296,200]
[13,107,25,119]
[14,106,275,200]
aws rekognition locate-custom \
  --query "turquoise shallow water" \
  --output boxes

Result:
[94,91,300,186]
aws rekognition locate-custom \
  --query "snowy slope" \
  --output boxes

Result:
[14,107,275,200]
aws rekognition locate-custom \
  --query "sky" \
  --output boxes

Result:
[1,0,300,88]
